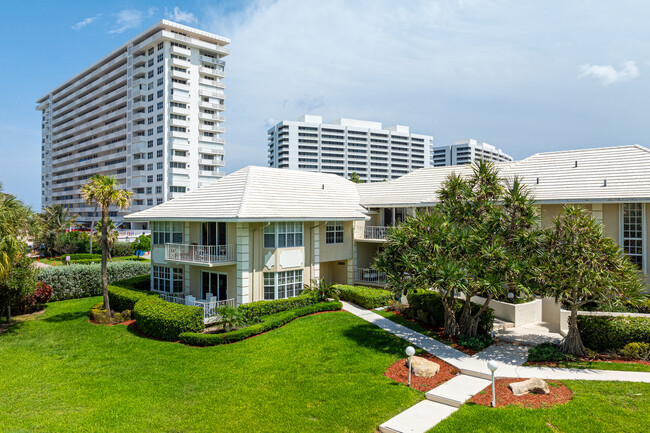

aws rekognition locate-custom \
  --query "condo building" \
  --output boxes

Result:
[431,139,513,167]
[36,20,229,229]
[267,115,433,182]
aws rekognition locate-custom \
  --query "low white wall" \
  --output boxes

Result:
[471,296,542,328]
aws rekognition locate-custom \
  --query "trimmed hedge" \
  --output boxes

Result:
[67,253,102,261]
[336,284,393,309]
[180,301,343,346]
[107,275,154,312]
[71,256,148,265]
[38,261,151,301]
[578,315,650,351]
[133,296,204,341]
[238,294,317,323]
[407,289,495,337]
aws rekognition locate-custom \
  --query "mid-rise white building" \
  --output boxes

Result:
[267,115,432,182]
[431,139,513,167]
[36,20,229,229]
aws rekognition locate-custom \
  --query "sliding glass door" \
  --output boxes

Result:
[201,271,228,300]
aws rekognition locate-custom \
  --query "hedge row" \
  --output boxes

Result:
[39,261,151,301]
[578,315,650,351]
[238,294,317,323]
[180,301,342,346]
[67,253,101,260]
[133,296,204,341]
[107,275,154,312]
[336,284,393,309]
[407,289,495,337]
[71,256,148,265]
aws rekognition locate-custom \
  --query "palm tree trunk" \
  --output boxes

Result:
[559,303,586,357]
[101,208,111,316]
[89,204,97,254]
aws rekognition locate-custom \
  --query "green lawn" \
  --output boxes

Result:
[0,297,421,433]
[429,380,650,433]
[525,360,650,372]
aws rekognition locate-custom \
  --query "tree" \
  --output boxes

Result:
[349,172,365,184]
[538,205,645,356]
[0,255,37,322]
[38,205,77,255]
[95,218,118,261]
[130,234,151,256]
[80,176,133,315]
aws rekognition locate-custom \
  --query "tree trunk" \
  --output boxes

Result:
[461,294,492,337]
[6,304,11,323]
[101,208,111,316]
[89,204,97,254]
[441,295,459,336]
[559,303,586,357]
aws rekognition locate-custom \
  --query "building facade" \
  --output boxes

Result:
[36,20,229,229]
[431,139,513,167]
[267,115,433,182]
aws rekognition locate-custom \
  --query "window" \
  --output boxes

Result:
[152,266,183,293]
[157,66,163,75]
[157,90,163,98]
[157,126,163,134]
[152,221,183,245]
[147,140,154,148]
[622,203,645,270]
[169,186,186,193]
[157,78,163,86]
[157,114,163,122]
[326,222,344,244]
[147,199,153,206]
[157,54,163,63]
[157,138,163,146]
[148,70,154,79]
[264,270,303,300]
[156,174,163,181]
[156,186,162,194]
[263,222,303,248]
[157,42,164,50]
[157,102,163,110]
[147,117,154,125]
[156,162,163,170]
[147,105,154,113]
[157,198,163,205]
[147,151,153,159]
[157,150,163,157]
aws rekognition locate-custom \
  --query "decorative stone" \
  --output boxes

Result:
[407,356,441,378]
[509,377,550,396]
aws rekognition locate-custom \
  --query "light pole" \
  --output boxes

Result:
[487,360,498,407]
[406,346,416,387]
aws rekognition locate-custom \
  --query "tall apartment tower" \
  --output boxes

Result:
[267,115,432,182]
[36,20,229,229]
[431,139,513,167]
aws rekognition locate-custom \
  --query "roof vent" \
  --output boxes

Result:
[574,161,578,168]
[322,184,325,190]
[536,177,539,184]
[603,179,607,187]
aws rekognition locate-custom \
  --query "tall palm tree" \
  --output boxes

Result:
[95,218,118,261]
[80,176,133,315]
[40,204,77,255]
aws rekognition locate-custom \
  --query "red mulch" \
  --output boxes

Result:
[384,353,459,392]
[389,310,479,355]
[470,378,572,408]
[88,317,135,326]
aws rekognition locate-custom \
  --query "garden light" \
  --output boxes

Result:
[405,346,416,387]
[487,360,498,407]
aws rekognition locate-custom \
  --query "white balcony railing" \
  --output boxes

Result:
[159,293,236,324]
[355,268,387,285]
[165,243,236,265]
[362,226,388,240]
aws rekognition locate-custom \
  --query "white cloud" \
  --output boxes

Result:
[165,7,198,25]
[109,8,156,34]
[578,61,640,85]
[72,14,101,30]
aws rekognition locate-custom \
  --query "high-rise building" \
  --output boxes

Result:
[431,139,513,167]
[267,115,432,182]
[36,20,229,229]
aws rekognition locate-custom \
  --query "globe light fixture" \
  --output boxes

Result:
[405,346,416,387]
[487,360,498,407]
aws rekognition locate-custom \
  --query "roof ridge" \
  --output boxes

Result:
[523,144,647,160]
[236,167,253,218]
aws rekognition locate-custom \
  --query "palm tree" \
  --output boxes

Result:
[40,204,77,255]
[80,176,133,315]
[95,218,118,261]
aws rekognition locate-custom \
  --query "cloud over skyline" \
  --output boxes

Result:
[109,8,156,34]
[579,61,640,86]
[72,14,100,30]
[164,7,198,25]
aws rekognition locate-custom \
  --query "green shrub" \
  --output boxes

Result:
[216,305,246,332]
[527,342,567,362]
[133,296,204,341]
[336,284,393,309]
[302,278,340,302]
[619,342,650,360]
[67,253,102,261]
[238,294,317,323]
[70,255,148,265]
[180,301,342,346]
[458,334,493,352]
[107,275,154,312]
[89,302,132,324]
[406,289,495,337]
[38,261,151,301]
[578,315,650,351]
[111,242,133,257]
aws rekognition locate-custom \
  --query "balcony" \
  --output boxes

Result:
[165,243,236,266]
[354,268,387,286]
[159,293,236,324]
[356,225,388,241]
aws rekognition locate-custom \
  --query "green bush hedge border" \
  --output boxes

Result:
[578,315,650,351]
[238,294,317,323]
[107,275,154,312]
[133,296,204,341]
[336,284,393,309]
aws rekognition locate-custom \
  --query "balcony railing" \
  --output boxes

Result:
[165,243,236,265]
[159,293,236,324]
[355,268,387,285]
[361,226,388,240]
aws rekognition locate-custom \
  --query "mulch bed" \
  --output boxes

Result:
[470,378,572,408]
[384,352,459,392]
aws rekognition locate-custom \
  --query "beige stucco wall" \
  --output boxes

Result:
[319,221,354,262]
[356,242,381,268]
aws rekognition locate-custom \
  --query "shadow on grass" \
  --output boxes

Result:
[342,320,411,357]
[43,311,88,323]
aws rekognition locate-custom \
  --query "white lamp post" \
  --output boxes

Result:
[405,346,416,387]
[487,360,498,407]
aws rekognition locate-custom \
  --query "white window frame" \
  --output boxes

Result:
[263,270,303,300]
[620,203,646,272]
[152,265,183,293]
[152,221,183,245]
[325,221,344,244]
[263,222,304,249]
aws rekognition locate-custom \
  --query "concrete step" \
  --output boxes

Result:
[379,400,458,433]
[425,375,491,407]
[493,318,515,330]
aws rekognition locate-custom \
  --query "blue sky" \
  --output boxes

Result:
[1,1,649,210]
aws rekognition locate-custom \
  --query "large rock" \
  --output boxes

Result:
[406,356,441,378]
[509,377,550,396]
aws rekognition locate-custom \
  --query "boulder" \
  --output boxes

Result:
[406,356,440,378]
[509,377,550,396]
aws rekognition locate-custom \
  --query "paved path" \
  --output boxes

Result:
[341,301,650,433]
[32,261,51,269]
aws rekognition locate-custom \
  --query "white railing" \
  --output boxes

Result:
[363,226,388,240]
[159,293,186,305]
[165,243,236,264]
[117,230,150,240]
[355,267,387,285]
[158,293,236,323]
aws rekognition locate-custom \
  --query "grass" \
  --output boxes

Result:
[525,360,650,372]
[428,380,650,433]
[0,297,422,433]
[33,255,149,266]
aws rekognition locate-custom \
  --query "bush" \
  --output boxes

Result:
[216,305,246,332]
[238,294,317,323]
[89,302,132,325]
[107,275,153,312]
[111,242,132,257]
[67,253,102,261]
[407,289,495,337]
[578,315,650,352]
[70,255,148,265]
[180,301,342,346]
[336,284,393,309]
[17,282,53,314]
[458,334,493,352]
[527,342,567,362]
[301,278,340,302]
[38,261,151,301]
[133,296,204,341]
[619,342,650,360]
